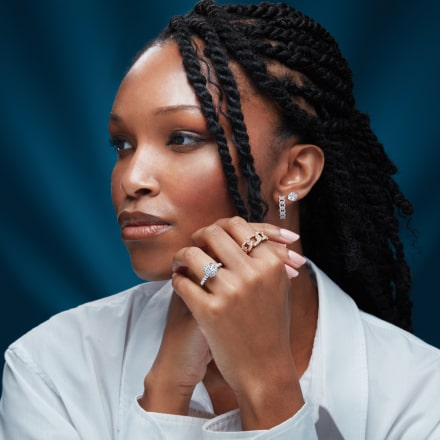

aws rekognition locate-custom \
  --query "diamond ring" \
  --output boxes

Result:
[200,262,223,286]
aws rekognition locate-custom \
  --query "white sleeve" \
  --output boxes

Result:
[0,347,210,440]
[122,397,211,439]
[124,401,318,439]
[123,397,318,440]
[0,348,81,440]
[202,403,318,439]
[0,345,318,440]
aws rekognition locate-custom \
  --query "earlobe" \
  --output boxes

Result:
[275,144,324,204]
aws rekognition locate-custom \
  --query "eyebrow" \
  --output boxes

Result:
[109,112,122,122]
[109,105,203,123]
[154,104,202,115]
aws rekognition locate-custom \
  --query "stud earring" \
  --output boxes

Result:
[279,195,286,220]
[288,191,298,202]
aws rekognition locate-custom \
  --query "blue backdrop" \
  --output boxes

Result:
[1,0,439,377]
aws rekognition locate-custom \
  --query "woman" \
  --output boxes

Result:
[1,1,439,438]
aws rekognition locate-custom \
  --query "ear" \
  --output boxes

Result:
[273,143,324,205]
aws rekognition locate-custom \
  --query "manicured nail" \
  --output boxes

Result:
[285,264,299,278]
[288,250,307,267]
[280,228,300,242]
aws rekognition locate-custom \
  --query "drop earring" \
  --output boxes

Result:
[279,192,298,219]
[279,195,286,220]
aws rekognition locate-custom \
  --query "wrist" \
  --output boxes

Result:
[139,371,195,415]
[235,361,304,430]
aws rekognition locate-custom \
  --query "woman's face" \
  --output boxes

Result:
[110,41,282,280]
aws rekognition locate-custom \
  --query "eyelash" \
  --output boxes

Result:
[109,131,206,156]
[109,137,133,156]
[166,131,205,148]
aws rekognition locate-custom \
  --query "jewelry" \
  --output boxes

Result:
[279,192,298,219]
[288,191,298,202]
[241,231,269,254]
[200,262,223,286]
[279,195,286,220]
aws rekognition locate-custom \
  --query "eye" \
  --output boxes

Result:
[166,131,205,149]
[109,137,134,156]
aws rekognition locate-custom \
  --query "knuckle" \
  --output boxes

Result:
[191,225,208,242]
[265,251,284,269]
[239,266,262,286]
[171,273,185,291]
[181,246,199,260]
[206,297,228,320]
[225,278,242,298]
[228,216,246,228]
[206,223,223,237]
[267,258,286,279]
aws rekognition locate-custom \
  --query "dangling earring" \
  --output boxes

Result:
[279,192,298,220]
[279,195,286,220]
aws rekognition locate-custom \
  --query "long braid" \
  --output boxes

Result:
[186,12,266,220]
[159,0,413,331]
[165,17,248,219]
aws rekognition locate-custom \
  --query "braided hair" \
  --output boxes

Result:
[147,0,414,331]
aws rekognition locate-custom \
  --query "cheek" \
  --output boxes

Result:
[177,158,235,217]
[110,165,123,209]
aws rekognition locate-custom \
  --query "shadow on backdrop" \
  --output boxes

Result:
[1,0,439,389]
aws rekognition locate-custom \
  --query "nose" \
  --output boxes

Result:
[117,149,160,199]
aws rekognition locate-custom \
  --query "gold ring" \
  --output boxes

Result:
[241,231,268,254]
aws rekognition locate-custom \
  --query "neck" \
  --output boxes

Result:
[288,262,319,376]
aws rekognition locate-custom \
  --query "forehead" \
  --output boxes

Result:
[114,41,199,109]
[114,39,281,139]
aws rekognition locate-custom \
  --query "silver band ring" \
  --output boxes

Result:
[241,231,269,254]
[200,262,223,286]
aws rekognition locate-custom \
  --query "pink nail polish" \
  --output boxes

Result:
[288,250,307,266]
[285,264,299,278]
[280,228,300,242]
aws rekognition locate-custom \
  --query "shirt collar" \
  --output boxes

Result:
[308,260,368,438]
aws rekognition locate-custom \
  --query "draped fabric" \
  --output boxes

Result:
[1,0,439,375]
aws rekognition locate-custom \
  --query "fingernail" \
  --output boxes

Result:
[288,250,307,267]
[285,264,299,278]
[280,228,300,242]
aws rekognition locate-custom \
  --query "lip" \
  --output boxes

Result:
[117,211,171,240]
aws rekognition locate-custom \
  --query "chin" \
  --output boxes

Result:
[131,262,172,282]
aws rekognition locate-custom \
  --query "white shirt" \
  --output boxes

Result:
[1,263,439,439]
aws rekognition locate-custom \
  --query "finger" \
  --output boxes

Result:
[192,217,305,272]
[191,218,260,266]
[258,242,305,278]
[215,218,300,245]
[191,218,306,283]
[172,272,211,318]
[173,246,224,289]
[268,244,307,269]
[213,217,283,259]
[235,220,306,270]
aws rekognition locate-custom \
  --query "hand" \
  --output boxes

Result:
[171,216,306,429]
[139,293,212,415]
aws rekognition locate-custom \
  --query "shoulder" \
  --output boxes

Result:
[6,280,172,368]
[360,311,440,433]
[18,280,169,337]
[312,260,440,369]
[312,260,440,395]
[360,310,440,375]
[312,262,440,434]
